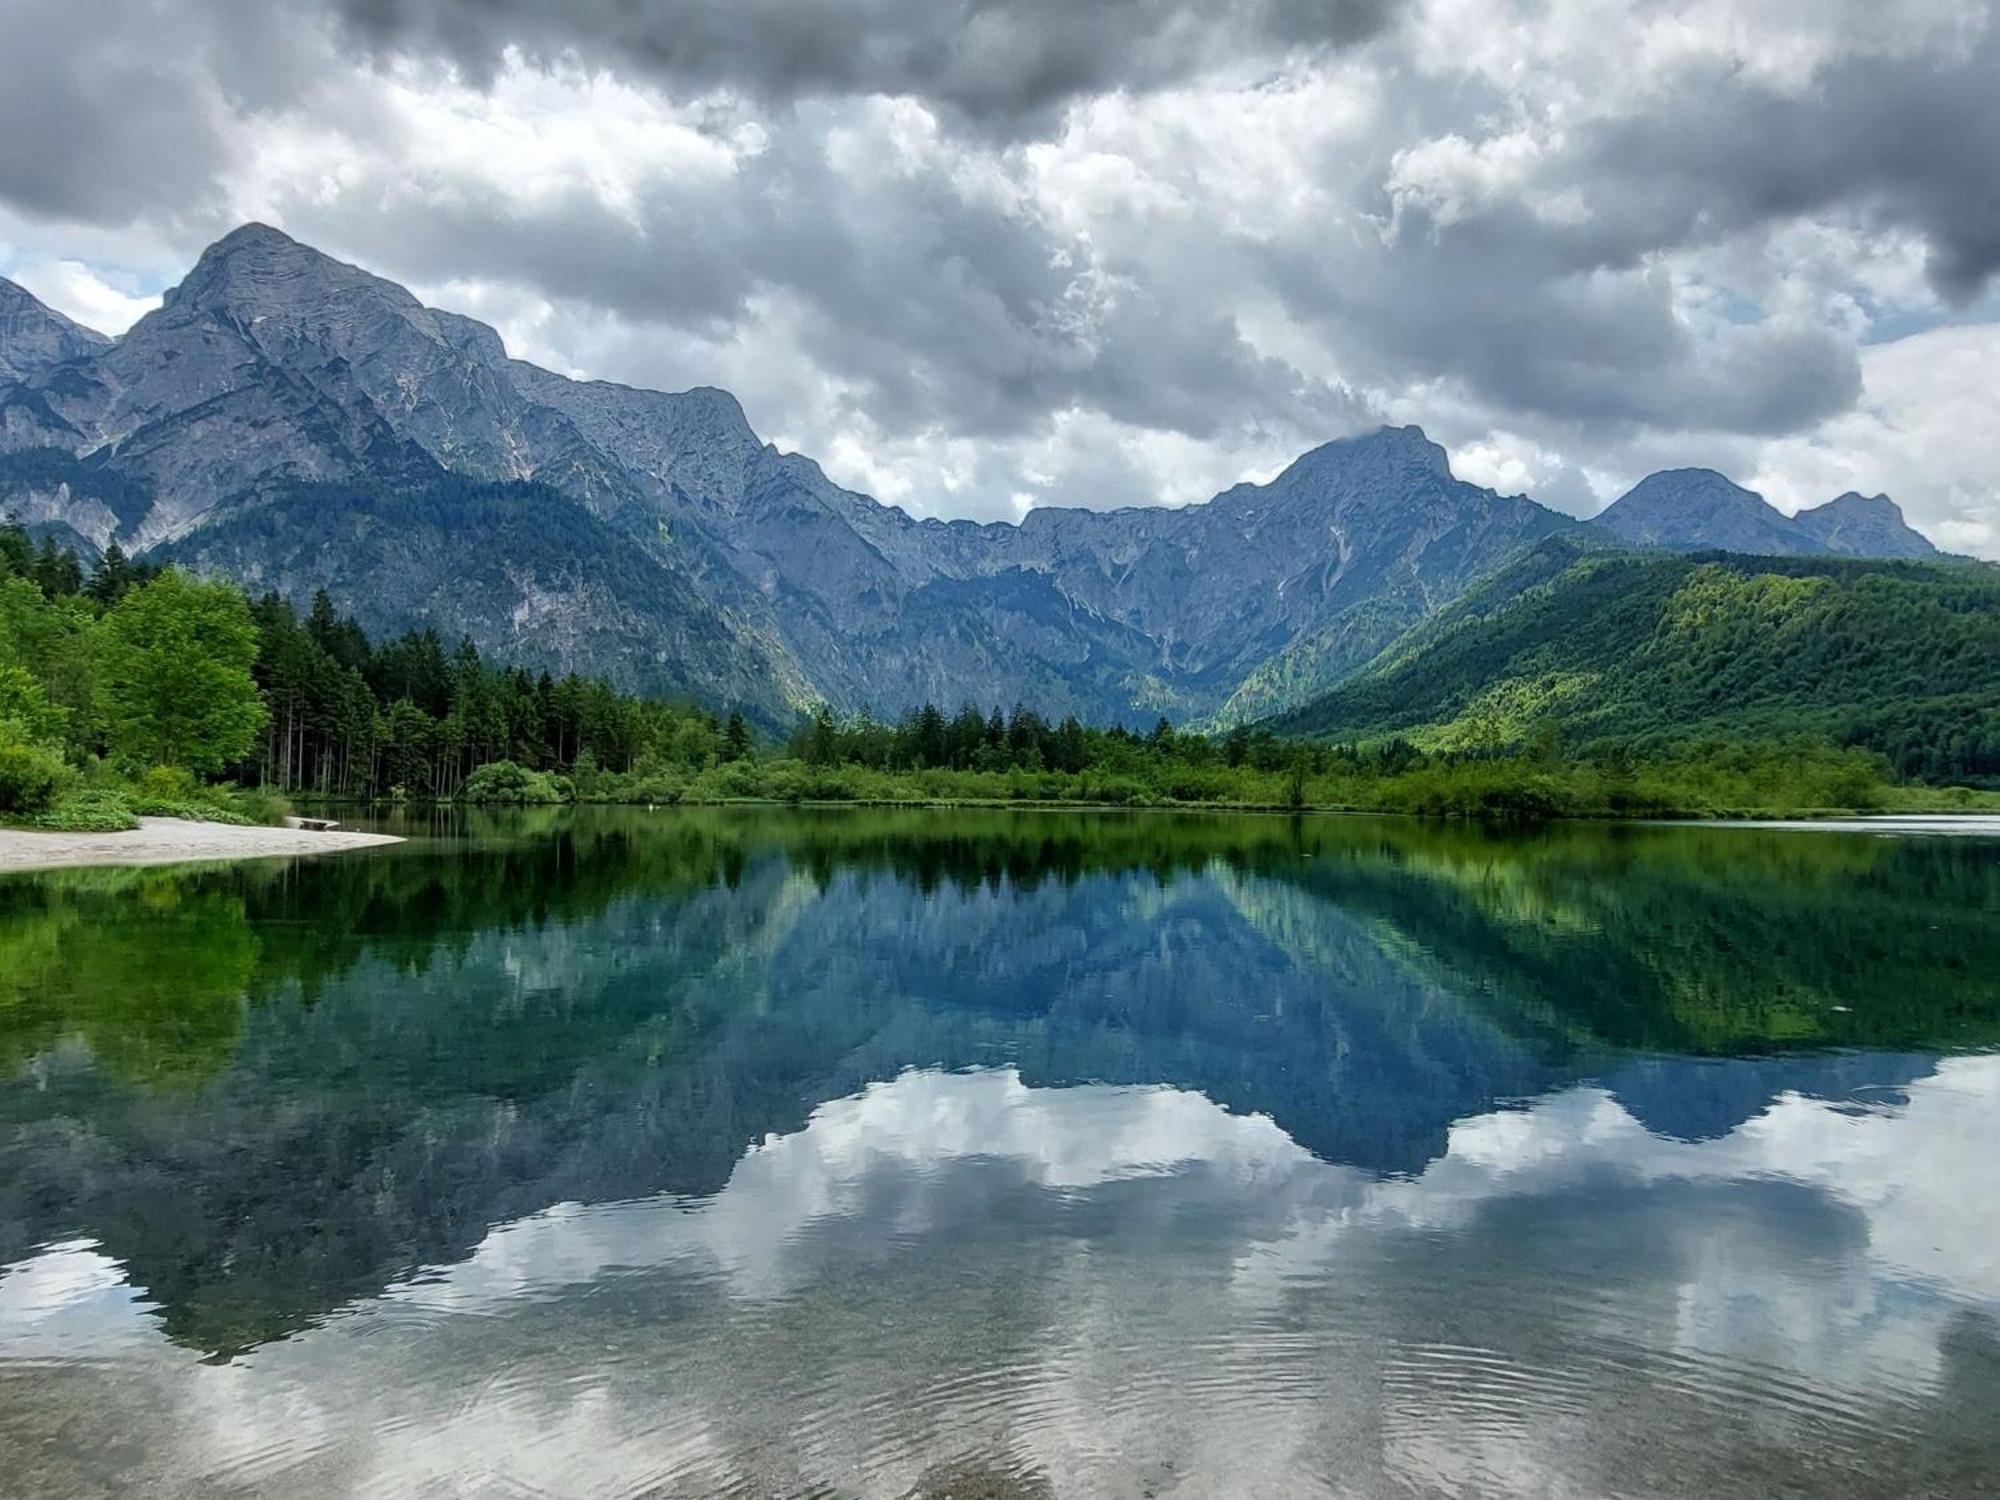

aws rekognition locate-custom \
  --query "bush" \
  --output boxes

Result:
[688,761,766,800]
[0,734,69,816]
[459,760,573,804]
[32,789,139,832]
[135,764,200,801]
[1078,773,1154,806]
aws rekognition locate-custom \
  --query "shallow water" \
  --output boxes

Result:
[2,807,1997,1497]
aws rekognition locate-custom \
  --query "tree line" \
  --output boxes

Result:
[4,521,1991,824]
[0,522,756,810]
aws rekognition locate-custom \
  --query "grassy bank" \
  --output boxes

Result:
[442,742,2000,821]
[5,768,293,834]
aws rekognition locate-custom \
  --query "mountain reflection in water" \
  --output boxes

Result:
[2,808,1996,1497]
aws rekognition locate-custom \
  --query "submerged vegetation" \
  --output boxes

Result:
[2,522,1994,825]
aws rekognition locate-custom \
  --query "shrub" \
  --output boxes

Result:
[1078,773,1153,806]
[689,761,765,800]
[32,789,139,832]
[135,764,200,801]
[0,729,69,815]
[459,760,573,804]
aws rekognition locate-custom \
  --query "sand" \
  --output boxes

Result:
[0,816,403,873]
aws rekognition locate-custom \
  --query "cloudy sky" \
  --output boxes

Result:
[2,0,1998,553]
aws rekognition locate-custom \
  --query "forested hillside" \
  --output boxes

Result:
[158,474,800,724]
[1268,542,2000,784]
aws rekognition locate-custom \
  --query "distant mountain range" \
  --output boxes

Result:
[0,224,1949,726]
[1592,468,1938,560]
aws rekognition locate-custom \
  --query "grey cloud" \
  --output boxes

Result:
[1258,198,1865,440]
[0,0,231,226]
[1580,39,2000,303]
[320,0,1400,131]
[276,101,1366,451]
[5,0,1998,526]
[1379,30,2000,308]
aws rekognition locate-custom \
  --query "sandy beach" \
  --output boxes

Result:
[0,817,403,873]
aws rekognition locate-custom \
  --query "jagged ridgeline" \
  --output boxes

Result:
[0,225,1951,730]
[1266,540,2000,784]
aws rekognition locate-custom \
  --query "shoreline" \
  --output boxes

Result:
[333,792,2000,822]
[330,795,2000,834]
[0,817,405,873]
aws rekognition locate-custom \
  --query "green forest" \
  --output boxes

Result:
[1270,539,2000,784]
[2,522,1995,827]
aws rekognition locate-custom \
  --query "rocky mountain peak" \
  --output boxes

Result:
[165,222,427,332]
[1823,490,1898,514]
[1249,425,1456,516]
[1591,468,1944,558]
[1616,467,1750,505]
[1589,467,1810,554]
[0,274,114,383]
[1794,489,1938,558]
[1304,424,1452,478]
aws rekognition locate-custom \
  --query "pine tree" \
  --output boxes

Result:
[723,711,752,762]
[90,542,132,605]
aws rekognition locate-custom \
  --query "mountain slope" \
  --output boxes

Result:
[1267,544,2000,783]
[0,223,1952,728]
[0,226,1592,725]
[0,277,111,383]
[156,474,801,719]
[1793,491,1940,558]
[1588,468,1940,559]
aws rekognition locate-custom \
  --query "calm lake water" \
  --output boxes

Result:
[2,808,1997,1498]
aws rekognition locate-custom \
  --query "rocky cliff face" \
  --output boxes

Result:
[0,277,111,384]
[0,224,1947,726]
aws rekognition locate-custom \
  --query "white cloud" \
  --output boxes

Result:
[1750,321,2000,554]
[2,0,1998,534]
[0,253,160,334]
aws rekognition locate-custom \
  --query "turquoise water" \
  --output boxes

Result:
[1,808,1997,1496]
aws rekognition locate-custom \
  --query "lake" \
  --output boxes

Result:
[2,807,1997,1497]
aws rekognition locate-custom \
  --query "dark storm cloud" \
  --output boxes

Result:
[321,0,1401,130]
[1292,31,2000,439]
[1261,217,1864,438]
[1577,35,2000,304]
[1369,26,2000,333]
[0,0,229,223]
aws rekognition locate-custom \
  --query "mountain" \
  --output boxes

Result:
[1265,540,2000,783]
[0,276,111,384]
[1590,469,1811,553]
[1793,491,1940,559]
[0,225,1589,726]
[1589,467,1939,558]
[0,224,1950,726]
